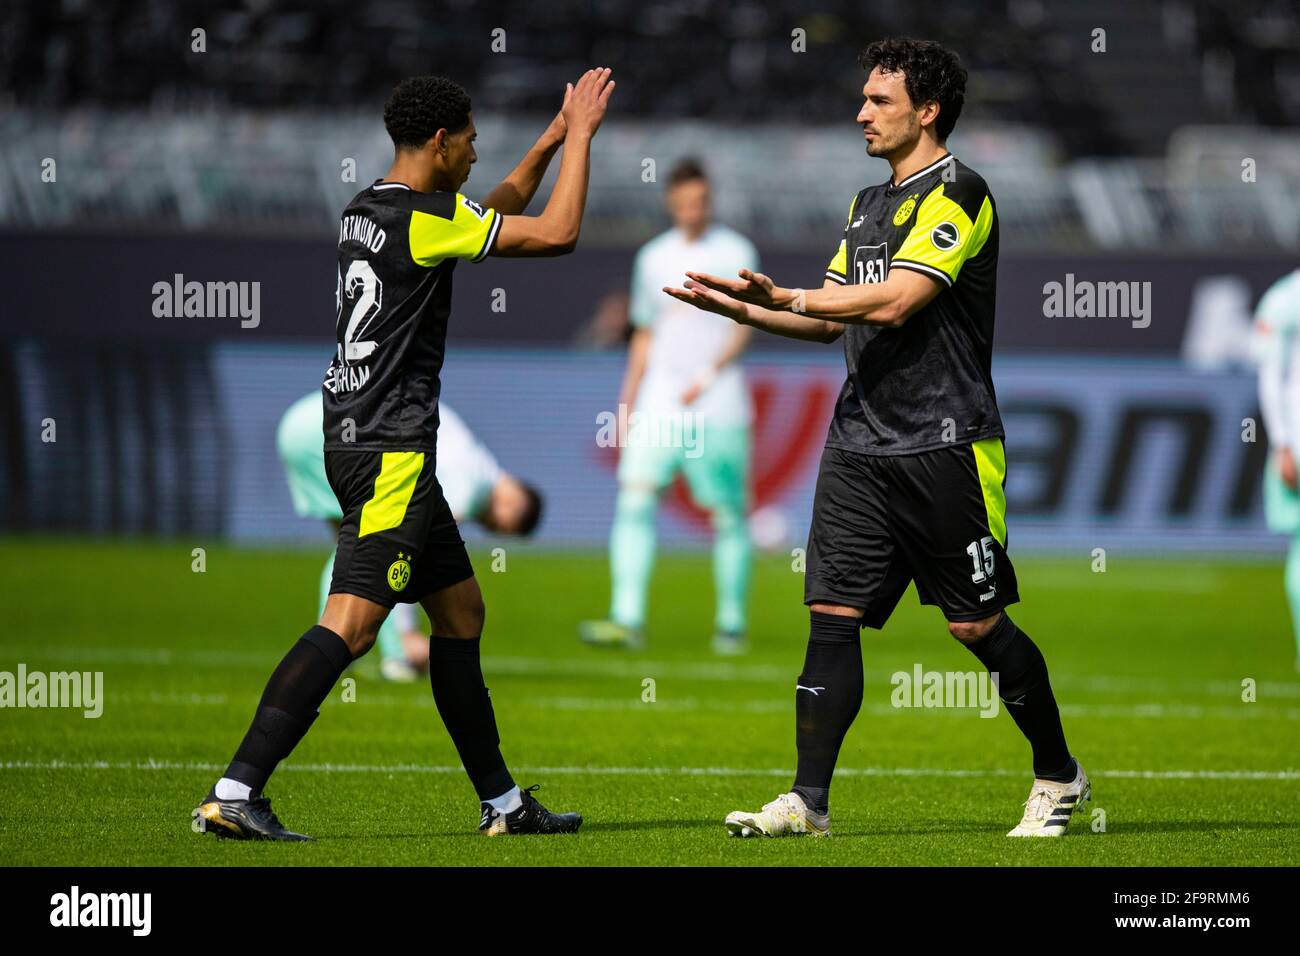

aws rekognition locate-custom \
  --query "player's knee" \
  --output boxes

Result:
[343,624,380,658]
[319,593,386,657]
[463,594,486,636]
[616,485,658,520]
[436,593,485,638]
[709,502,744,532]
[422,577,486,638]
[809,602,862,620]
[954,613,1046,701]
[947,613,1001,644]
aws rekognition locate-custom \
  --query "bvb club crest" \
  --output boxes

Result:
[387,552,412,592]
[893,194,919,226]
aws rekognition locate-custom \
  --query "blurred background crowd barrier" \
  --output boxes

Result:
[1,0,1296,552]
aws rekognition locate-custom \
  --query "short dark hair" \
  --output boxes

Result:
[667,157,709,189]
[383,76,472,150]
[516,483,544,536]
[858,38,966,141]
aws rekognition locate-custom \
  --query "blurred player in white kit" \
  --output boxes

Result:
[1252,267,1300,671]
[580,159,759,654]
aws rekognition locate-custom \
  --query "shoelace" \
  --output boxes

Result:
[764,793,799,818]
[1023,786,1060,821]
[515,785,544,822]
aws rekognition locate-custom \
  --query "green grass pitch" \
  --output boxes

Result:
[1,537,1297,866]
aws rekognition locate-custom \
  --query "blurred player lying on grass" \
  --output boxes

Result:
[277,392,543,682]
[667,38,1089,839]
[195,67,615,840]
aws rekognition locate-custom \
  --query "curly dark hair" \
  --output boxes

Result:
[383,76,472,150]
[858,38,967,141]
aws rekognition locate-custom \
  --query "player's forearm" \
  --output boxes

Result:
[769,282,904,327]
[481,133,562,215]
[619,365,645,407]
[534,131,593,252]
[740,303,842,343]
[619,329,650,405]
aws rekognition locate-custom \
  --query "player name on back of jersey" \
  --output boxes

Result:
[339,214,387,253]
[325,359,371,394]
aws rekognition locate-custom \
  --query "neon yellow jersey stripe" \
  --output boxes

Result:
[972,438,1008,548]
[359,451,425,538]
[409,194,498,267]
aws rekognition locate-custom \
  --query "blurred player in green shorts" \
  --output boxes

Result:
[1252,267,1300,671]
[277,391,543,681]
[579,159,759,655]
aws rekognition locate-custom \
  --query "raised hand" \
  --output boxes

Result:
[561,67,616,138]
[541,85,570,146]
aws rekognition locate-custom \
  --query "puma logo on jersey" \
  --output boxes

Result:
[796,685,827,695]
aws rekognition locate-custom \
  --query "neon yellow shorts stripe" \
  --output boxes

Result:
[359,452,425,538]
[972,438,1008,548]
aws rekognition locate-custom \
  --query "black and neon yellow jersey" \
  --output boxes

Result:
[322,180,502,451]
[823,153,1003,456]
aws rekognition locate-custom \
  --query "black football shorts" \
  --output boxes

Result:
[804,439,1019,627]
[324,449,474,608]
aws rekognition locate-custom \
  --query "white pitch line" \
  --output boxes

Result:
[8,644,1300,699]
[0,760,1297,781]
[94,691,1300,721]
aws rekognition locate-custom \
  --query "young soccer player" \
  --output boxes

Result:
[196,68,615,839]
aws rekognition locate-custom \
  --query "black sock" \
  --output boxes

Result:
[223,625,354,797]
[961,613,1073,780]
[791,611,863,815]
[428,636,515,802]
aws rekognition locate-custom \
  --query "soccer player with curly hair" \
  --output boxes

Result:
[196,68,614,840]
[669,39,1089,839]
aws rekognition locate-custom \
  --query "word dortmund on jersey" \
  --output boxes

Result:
[323,181,502,451]
[824,153,1003,455]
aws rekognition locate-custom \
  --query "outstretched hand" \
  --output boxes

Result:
[662,280,749,324]
[684,268,787,309]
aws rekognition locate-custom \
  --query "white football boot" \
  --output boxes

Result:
[725,791,830,838]
[577,619,644,650]
[380,658,419,683]
[1007,760,1090,837]
[711,631,749,656]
